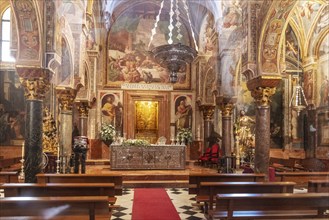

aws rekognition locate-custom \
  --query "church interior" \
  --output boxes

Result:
[0,0,329,219]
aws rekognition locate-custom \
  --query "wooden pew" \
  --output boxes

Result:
[189,173,265,194]
[275,171,329,187]
[308,180,329,192]
[0,196,110,220]
[36,173,123,195]
[197,181,295,213]
[2,182,117,207]
[210,193,329,219]
[0,171,19,183]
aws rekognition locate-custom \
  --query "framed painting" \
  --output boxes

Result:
[98,90,123,136]
[171,92,194,137]
[317,108,329,147]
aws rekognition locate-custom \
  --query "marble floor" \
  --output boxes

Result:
[112,188,205,220]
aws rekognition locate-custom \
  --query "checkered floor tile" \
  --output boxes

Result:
[111,188,205,220]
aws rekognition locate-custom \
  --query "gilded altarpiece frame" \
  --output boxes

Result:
[124,91,170,144]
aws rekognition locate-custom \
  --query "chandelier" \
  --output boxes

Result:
[289,74,308,115]
[148,0,198,83]
[289,43,308,116]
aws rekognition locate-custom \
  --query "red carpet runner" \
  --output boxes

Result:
[132,188,180,220]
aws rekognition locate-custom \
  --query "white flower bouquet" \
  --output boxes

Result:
[177,128,193,143]
[100,123,116,143]
[122,139,150,147]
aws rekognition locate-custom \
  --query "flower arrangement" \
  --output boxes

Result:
[177,128,193,143]
[100,123,116,143]
[122,139,150,147]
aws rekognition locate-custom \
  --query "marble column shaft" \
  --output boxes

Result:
[254,105,271,174]
[218,99,235,157]
[18,70,51,183]
[25,100,43,183]
[200,105,215,153]
[76,101,89,136]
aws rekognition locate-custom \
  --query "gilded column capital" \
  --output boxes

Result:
[251,87,276,107]
[199,104,216,121]
[76,101,90,117]
[247,75,281,107]
[216,96,237,117]
[18,68,51,100]
[56,87,77,111]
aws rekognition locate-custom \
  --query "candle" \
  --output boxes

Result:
[57,146,60,159]
[22,142,25,158]
[197,126,200,140]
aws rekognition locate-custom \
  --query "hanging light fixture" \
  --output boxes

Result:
[289,43,308,115]
[148,0,198,83]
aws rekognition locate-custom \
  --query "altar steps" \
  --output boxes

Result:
[123,174,189,188]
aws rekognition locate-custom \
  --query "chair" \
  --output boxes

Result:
[208,143,222,167]
[198,147,212,166]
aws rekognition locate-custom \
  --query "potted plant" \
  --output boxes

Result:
[100,123,116,146]
[177,128,193,144]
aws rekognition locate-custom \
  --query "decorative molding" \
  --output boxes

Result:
[217,96,237,117]
[121,83,173,91]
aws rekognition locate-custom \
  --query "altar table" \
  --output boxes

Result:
[110,145,186,170]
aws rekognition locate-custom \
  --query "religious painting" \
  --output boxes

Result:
[317,109,329,147]
[106,2,191,89]
[295,1,321,34]
[316,35,329,108]
[199,12,216,56]
[171,93,194,136]
[99,90,123,135]
[270,80,284,149]
[0,70,26,146]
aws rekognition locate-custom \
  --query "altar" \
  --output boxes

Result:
[110,145,186,170]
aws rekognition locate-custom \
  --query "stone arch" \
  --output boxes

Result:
[312,29,329,58]
[10,0,42,66]
[258,0,298,75]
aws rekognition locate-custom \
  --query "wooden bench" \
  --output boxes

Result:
[36,173,123,195]
[0,196,111,220]
[189,173,265,194]
[209,193,329,219]
[275,171,329,187]
[197,181,295,213]
[308,180,329,192]
[2,182,117,207]
[0,171,19,183]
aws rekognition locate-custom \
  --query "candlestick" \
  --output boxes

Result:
[21,142,25,158]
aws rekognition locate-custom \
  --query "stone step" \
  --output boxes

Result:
[123,174,188,181]
[123,180,189,188]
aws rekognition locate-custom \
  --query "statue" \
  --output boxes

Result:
[235,110,255,162]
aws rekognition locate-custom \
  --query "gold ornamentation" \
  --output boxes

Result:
[76,101,90,117]
[42,107,59,154]
[251,87,276,106]
[56,87,77,111]
[19,76,50,100]
[199,104,215,121]
[220,103,235,117]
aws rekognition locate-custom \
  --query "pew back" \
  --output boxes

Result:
[0,196,110,220]
[189,173,265,194]
[0,171,19,184]
[198,181,295,211]
[36,173,123,195]
[275,171,329,187]
[2,183,115,197]
[211,193,329,219]
[308,180,329,192]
